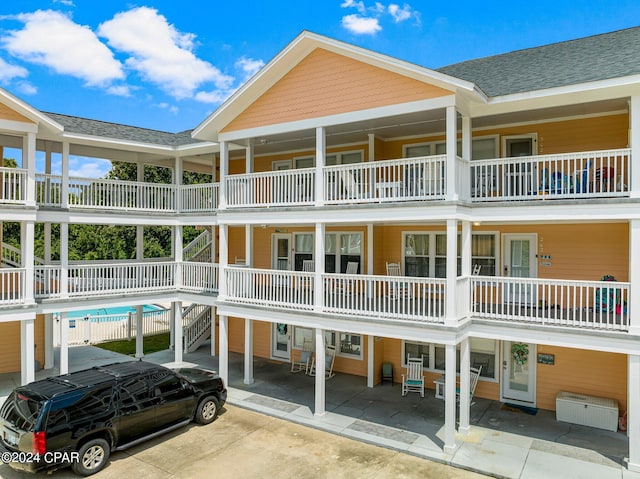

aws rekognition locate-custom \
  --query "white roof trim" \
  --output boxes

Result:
[0,88,63,133]
[193,31,482,141]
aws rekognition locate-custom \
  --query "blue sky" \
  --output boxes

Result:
[0,2,639,140]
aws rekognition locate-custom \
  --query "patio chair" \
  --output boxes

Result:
[456,365,482,403]
[386,262,412,299]
[401,356,424,397]
[291,338,314,373]
[308,345,336,379]
[339,170,363,199]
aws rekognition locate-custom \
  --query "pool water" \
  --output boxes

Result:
[66,304,164,319]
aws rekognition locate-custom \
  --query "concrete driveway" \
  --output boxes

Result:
[0,405,487,479]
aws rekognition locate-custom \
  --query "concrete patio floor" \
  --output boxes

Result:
[1,344,637,479]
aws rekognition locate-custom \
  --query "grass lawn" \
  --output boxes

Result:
[95,333,170,356]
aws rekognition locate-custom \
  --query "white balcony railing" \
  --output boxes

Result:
[181,183,218,212]
[470,149,630,202]
[472,276,630,331]
[34,265,61,299]
[0,167,27,205]
[226,169,315,207]
[0,268,26,305]
[324,155,447,205]
[181,262,219,293]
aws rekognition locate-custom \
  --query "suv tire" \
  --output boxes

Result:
[72,437,111,476]
[195,396,219,424]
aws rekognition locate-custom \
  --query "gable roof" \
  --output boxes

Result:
[193,31,479,141]
[437,26,640,97]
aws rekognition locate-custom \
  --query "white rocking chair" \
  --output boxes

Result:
[401,356,425,397]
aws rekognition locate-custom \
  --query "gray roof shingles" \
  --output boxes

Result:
[437,26,640,97]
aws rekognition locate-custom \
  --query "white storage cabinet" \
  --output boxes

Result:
[555,391,618,432]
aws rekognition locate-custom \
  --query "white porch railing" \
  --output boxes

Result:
[35,173,62,207]
[67,177,177,211]
[470,149,630,202]
[323,273,446,322]
[226,266,315,310]
[324,155,447,205]
[0,268,25,305]
[68,261,176,297]
[1,243,22,267]
[226,169,315,207]
[181,262,219,293]
[472,276,630,331]
[34,265,61,299]
[0,167,27,204]
[181,183,218,212]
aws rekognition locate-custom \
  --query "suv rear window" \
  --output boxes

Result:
[1,391,42,431]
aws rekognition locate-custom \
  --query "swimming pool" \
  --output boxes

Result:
[66,304,164,319]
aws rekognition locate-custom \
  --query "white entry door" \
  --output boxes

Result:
[271,323,290,360]
[501,341,536,405]
[272,234,291,271]
[502,234,537,306]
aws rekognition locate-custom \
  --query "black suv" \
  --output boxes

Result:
[0,361,226,476]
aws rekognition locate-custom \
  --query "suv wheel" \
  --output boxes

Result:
[72,438,111,476]
[195,396,219,424]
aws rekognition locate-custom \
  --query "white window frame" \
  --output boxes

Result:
[402,339,499,382]
[337,333,363,359]
[292,327,336,350]
[293,149,365,169]
[403,135,499,160]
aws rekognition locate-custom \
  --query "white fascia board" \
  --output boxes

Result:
[470,201,640,223]
[471,321,640,355]
[0,310,38,323]
[219,96,456,143]
[0,208,38,222]
[61,132,175,155]
[216,302,459,344]
[175,141,219,156]
[36,210,182,226]
[37,293,182,315]
[0,89,63,133]
[472,75,640,118]
[0,118,38,135]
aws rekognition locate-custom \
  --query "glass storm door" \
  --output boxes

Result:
[272,323,290,360]
[503,234,537,306]
[501,341,536,405]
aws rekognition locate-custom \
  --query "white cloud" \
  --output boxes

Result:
[388,4,412,23]
[341,0,366,13]
[53,0,75,6]
[235,56,264,81]
[1,10,124,86]
[97,7,234,99]
[194,89,233,104]
[342,14,381,35]
[68,157,112,178]
[0,57,29,82]
[15,81,37,95]
[106,85,131,97]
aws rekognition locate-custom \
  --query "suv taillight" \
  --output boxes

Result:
[33,431,46,454]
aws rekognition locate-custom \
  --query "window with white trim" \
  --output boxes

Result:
[403,339,498,380]
[293,151,364,168]
[293,327,336,349]
[338,333,362,359]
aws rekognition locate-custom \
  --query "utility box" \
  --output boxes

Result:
[556,391,618,432]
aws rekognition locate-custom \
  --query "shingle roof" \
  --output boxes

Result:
[43,112,203,147]
[437,26,640,97]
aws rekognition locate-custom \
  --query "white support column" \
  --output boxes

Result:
[219,141,228,209]
[630,96,640,198]
[243,318,254,385]
[245,225,253,267]
[44,313,54,369]
[445,219,458,326]
[367,223,374,300]
[60,223,69,298]
[219,225,228,299]
[444,343,457,454]
[368,133,376,199]
[210,307,217,357]
[23,132,36,206]
[461,115,471,202]
[173,224,183,289]
[21,221,35,302]
[20,317,35,385]
[314,222,325,311]
[628,354,640,472]
[44,224,51,263]
[314,328,326,416]
[460,220,472,320]
[173,301,183,363]
[246,144,254,174]
[61,141,69,209]
[59,312,69,375]
[446,105,458,201]
[458,337,471,434]
[630,220,640,335]
[367,335,374,388]
[315,127,326,206]
[219,315,229,385]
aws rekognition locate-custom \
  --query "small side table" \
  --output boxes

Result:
[433,375,445,399]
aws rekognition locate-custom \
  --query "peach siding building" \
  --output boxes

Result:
[1,27,640,471]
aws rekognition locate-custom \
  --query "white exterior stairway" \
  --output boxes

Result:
[182,303,212,353]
